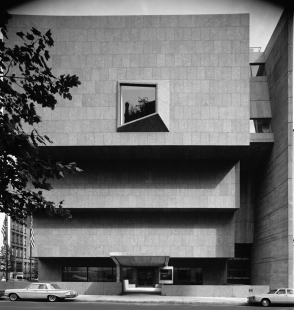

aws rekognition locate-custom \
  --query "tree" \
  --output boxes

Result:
[0,245,15,273]
[0,11,82,222]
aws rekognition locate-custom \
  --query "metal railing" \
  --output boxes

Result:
[250,47,262,52]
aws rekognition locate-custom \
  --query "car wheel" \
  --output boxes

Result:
[9,293,18,301]
[48,295,57,302]
[261,298,271,307]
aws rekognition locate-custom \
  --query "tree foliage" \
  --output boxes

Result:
[0,11,82,222]
[0,245,15,273]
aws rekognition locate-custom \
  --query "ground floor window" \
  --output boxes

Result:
[62,267,116,282]
[227,243,251,285]
[123,267,134,284]
[173,268,203,285]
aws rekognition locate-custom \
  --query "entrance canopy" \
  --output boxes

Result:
[110,253,169,267]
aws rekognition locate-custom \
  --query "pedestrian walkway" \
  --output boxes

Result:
[72,294,248,305]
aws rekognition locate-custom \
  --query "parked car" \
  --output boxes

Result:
[247,288,294,306]
[4,283,78,302]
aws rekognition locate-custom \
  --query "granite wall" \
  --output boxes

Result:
[34,210,235,258]
[7,13,250,146]
[251,10,293,287]
[40,160,240,210]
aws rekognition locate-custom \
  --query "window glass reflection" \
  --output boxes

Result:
[173,268,203,285]
[122,267,134,284]
[250,119,272,133]
[88,267,115,282]
[62,267,116,282]
[63,267,87,282]
[121,84,156,124]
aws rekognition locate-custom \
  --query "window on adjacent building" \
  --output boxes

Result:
[120,83,156,125]
[16,262,23,272]
[250,64,266,77]
[250,119,272,133]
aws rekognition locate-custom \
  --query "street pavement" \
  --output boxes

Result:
[68,294,248,305]
[0,294,248,305]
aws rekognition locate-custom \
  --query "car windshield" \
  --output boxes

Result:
[50,284,61,289]
[268,289,278,294]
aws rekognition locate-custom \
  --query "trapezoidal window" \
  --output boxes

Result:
[120,83,156,125]
[117,80,170,132]
[250,64,266,77]
[250,119,272,133]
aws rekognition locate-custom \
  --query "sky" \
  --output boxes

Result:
[0,0,292,246]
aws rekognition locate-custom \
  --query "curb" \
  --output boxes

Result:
[72,297,247,305]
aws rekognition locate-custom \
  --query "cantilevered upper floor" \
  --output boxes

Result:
[6,13,251,147]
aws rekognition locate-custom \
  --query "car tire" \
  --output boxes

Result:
[261,298,271,307]
[9,293,18,301]
[48,295,57,302]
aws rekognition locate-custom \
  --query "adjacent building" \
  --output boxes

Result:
[9,219,29,279]
[6,9,293,294]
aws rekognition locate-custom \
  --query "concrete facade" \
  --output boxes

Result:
[251,10,293,287]
[5,9,293,294]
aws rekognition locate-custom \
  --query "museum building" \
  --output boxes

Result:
[6,9,293,295]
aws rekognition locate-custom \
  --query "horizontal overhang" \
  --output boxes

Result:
[110,253,169,267]
[40,144,273,171]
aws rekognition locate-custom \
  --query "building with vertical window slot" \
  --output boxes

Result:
[9,219,30,279]
[5,9,293,295]
[1,217,38,281]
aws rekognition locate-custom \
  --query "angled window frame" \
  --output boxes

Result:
[117,81,158,128]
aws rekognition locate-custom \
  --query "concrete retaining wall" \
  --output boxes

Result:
[162,285,269,297]
[53,282,122,295]
[0,281,122,295]
[0,282,268,296]
[0,281,31,291]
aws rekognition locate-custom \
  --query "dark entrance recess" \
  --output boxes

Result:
[138,267,154,287]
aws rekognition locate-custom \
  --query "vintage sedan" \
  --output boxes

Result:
[4,283,78,302]
[247,288,294,306]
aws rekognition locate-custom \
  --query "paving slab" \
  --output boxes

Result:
[71,294,248,305]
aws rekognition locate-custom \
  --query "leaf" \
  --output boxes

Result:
[26,33,34,41]
[31,27,41,36]
[44,50,50,61]
[0,14,81,221]
[44,135,53,143]
[16,31,25,39]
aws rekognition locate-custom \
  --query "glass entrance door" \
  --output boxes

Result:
[138,268,154,287]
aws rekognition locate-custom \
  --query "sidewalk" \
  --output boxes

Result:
[71,294,248,305]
